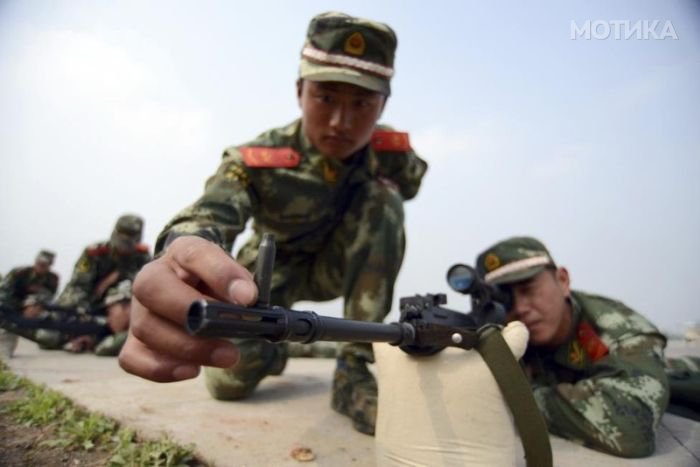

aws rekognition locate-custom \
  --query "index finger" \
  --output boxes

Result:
[168,236,257,304]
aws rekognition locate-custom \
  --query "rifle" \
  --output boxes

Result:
[0,303,110,340]
[184,233,552,467]
[185,233,512,355]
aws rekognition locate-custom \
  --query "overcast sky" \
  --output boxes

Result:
[1,1,698,335]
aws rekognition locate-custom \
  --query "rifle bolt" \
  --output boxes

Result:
[451,333,463,344]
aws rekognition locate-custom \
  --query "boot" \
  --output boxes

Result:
[205,340,288,400]
[331,355,377,435]
[94,332,128,356]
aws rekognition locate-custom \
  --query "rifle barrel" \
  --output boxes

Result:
[186,300,415,346]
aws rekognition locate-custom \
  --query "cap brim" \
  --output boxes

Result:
[299,59,390,95]
[487,265,547,286]
[112,235,138,251]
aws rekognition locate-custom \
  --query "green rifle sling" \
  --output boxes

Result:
[476,326,553,467]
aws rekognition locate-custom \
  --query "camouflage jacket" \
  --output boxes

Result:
[526,290,669,458]
[155,119,428,254]
[56,242,151,312]
[0,266,59,310]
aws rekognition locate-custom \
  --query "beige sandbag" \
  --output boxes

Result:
[374,321,529,467]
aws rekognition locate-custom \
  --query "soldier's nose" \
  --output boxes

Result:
[329,106,350,130]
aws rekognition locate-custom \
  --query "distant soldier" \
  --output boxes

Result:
[0,250,59,358]
[51,214,151,355]
[475,236,669,458]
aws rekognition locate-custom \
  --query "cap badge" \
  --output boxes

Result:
[484,253,501,272]
[344,32,366,56]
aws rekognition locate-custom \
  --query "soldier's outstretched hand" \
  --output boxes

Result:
[119,235,257,382]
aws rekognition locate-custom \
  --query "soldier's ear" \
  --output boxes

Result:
[555,267,571,296]
[296,79,304,104]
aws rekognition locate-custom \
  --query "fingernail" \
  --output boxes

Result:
[227,279,257,305]
[172,365,199,380]
[211,345,239,368]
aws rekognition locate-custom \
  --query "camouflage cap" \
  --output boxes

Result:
[299,11,397,95]
[114,214,143,237]
[111,214,143,250]
[476,237,556,285]
[35,250,56,265]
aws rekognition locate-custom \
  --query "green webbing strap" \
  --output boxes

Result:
[476,326,553,467]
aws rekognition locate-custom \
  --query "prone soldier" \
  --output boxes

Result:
[475,236,670,458]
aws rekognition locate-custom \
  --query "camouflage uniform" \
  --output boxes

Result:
[156,13,427,435]
[525,291,668,458]
[476,237,669,458]
[56,241,151,311]
[158,119,426,428]
[0,251,59,357]
[0,265,59,310]
[47,216,151,353]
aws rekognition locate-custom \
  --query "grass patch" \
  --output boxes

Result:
[0,362,206,466]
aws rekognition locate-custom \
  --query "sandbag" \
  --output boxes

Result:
[374,321,529,467]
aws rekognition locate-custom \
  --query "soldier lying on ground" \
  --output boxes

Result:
[475,236,669,458]
[119,11,428,435]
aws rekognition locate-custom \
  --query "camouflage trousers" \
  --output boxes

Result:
[666,356,700,421]
[31,329,126,356]
[204,180,405,401]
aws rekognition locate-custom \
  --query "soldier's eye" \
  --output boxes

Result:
[314,93,333,104]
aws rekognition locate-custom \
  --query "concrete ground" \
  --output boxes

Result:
[4,338,700,467]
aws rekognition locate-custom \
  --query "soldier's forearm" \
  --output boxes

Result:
[534,381,660,458]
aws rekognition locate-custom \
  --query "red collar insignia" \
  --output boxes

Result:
[576,321,609,362]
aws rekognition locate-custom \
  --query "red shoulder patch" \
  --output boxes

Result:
[87,245,110,257]
[240,147,300,168]
[577,321,609,362]
[135,243,150,254]
[371,130,411,152]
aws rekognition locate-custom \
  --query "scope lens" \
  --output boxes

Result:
[446,264,475,294]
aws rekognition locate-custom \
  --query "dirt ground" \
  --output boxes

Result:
[0,391,112,467]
